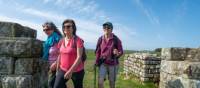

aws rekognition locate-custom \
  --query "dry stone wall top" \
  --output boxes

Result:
[0,21,36,38]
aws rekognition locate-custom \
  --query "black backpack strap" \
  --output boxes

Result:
[95,35,118,53]
[112,35,119,59]
[72,35,85,48]
[95,36,103,53]
[113,35,119,49]
[72,35,78,48]
[71,36,87,62]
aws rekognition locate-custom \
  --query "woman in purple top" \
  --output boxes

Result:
[95,22,123,88]
[42,21,62,88]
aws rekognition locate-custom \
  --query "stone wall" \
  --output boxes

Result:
[160,48,200,88]
[124,53,161,82]
[0,22,48,88]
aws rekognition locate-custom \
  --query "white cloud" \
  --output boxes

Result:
[23,8,66,21]
[0,0,138,50]
[53,0,109,21]
[20,7,103,47]
[133,0,160,25]
[21,7,101,33]
[20,7,137,49]
[0,15,98,46]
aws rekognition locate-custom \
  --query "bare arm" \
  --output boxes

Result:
[56,55,60,70]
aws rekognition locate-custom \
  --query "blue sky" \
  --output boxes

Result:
[0,0,200,50]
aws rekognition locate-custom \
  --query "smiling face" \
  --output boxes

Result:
[103,25,112,35]
[63,22,73,37]
[43,25,53,36]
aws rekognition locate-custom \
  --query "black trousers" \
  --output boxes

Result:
[53,69,85,88]
[48,70,56,88]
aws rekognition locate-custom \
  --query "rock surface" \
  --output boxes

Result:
[0,22,48,88]
[0,22,36,38]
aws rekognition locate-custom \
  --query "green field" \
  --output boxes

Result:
[67,50,157,88]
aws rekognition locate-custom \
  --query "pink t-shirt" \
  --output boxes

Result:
[58,36,84,72]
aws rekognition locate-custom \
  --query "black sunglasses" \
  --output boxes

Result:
[43,28,51,32]
[103,26,111,29]
[63,25,73,29]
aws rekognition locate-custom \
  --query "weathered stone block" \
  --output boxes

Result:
[140,60,161,65]
[0,37,43,57]
[0,57,14,75]
[0,21,36,38]
[139,72,154,77]
[141,64,160,69]
[0,76,2,88]
[184,48,200,62]
[1,75,33,88]
[15,58,38,75]
[161,60,200,79]
[140,69,160,74]
[160,72,200,88]
[161,48,188,61]
[35,59,49,88]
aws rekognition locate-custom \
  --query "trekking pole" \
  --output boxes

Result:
[114,56,116,88]
[113,50,119,88]
[94,64,97,88]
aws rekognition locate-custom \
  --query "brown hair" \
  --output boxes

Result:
[62,19,77,36]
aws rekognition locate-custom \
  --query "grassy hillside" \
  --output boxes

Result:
[66,49,157,88]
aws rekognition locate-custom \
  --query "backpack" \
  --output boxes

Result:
[73,36,87,62]
[60,36,87,62]
[95,35,119,58]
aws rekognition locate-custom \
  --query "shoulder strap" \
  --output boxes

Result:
[95,36,103,53]
[113,35,119,49]
[72,36,78,48]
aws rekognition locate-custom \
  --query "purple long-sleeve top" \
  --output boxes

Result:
[95,33,123,65]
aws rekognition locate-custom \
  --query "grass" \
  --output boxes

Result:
[66,50,157,88]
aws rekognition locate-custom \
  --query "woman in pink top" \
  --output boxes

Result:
[53,19,85,88]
